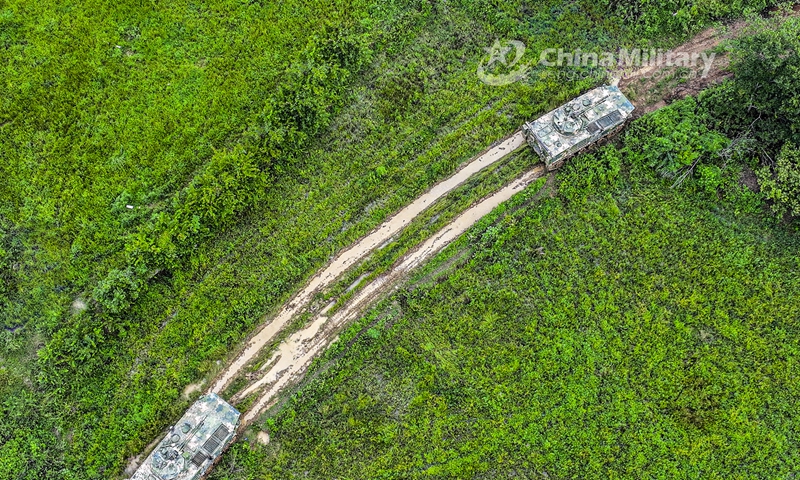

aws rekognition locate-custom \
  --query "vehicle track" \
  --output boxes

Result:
[218,13,759,429]
[235,165,546,425]
[210,132,526,395]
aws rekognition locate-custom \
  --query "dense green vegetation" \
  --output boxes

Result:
[210,90,800,478]
[1,0,797,478]
[760,143,800,217]
[702,14,800,217]
[606,0,785,37]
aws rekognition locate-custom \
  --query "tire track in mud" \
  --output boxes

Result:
[210,132,526,395]
[236,165,546,425]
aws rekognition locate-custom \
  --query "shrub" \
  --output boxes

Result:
[624,97,728,178]
[558,146,622,203]
[0,217,21,329]
[91,266,146,314]
[758,143,800,217]
[696,164,724,194]
[702,16,800,149]
[603,0,786,38]
[728,16,800,146]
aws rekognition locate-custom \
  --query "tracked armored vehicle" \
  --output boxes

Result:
[523,85,634,170]
[131,394,240,480]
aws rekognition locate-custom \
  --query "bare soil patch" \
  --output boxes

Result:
[618,22,744,115]
[739,167,760,192]
[620,7,800,115]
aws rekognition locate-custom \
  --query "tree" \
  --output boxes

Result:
[721,16,800,147]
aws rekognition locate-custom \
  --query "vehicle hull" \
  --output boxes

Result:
[523,85,634,170]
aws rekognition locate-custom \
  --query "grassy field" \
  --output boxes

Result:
[0,0,792,478]
[210,96,800,479]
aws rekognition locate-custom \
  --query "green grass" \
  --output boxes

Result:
[210,107,800,479]
[0,0,790,478]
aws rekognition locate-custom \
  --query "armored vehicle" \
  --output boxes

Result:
[131,394,240,480]
[523,85,634,170]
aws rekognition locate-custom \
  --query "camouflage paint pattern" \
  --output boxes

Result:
[523,85,634,170]
[131,394,240,480]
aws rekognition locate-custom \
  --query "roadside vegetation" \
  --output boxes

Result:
[210,21,800,475]
[704,15,800,216]
[217,147,800,477]
[0,0,797,478]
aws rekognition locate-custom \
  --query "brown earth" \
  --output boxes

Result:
[619,6,800,115]
[617,22,743,115]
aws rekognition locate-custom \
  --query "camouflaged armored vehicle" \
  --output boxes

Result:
[131,394,240,480]
[523,85,634,170]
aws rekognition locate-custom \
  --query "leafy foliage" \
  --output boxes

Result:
[625,97,728,176]
[759,143,800,217]
[212,141,800,479]
[694,16,800,220]
[604,0,786,38]
[0,216,23,330]
[725,15,800,147]
[91,265,147,314]
[558,145,622,203]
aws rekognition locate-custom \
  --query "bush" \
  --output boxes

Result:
[696,164,724,194]
[702,16,800,149]
[602,0,784,37]
[91,266,146,314]
[624,97,728,178]
[0,217,21,329]
[558,146,622,203]
[728,16,800,146]
[698,16,800,219]
[758,143,800,217]
[603,0,786,37]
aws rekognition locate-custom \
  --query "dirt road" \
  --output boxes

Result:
[227,14,774,426]
[209,132,527,395]
[131,10,799,476]
[210,13,747,429]
[617,7,800,114]
[236,165,545,424]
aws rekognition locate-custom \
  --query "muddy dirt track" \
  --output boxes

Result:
[235,165,545,425]
[209,132,527,397]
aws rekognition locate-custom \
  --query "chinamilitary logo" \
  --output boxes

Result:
[477,39,531,86]
[478,41,719,86]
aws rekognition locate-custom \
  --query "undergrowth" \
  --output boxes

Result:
[0,1,792,478]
